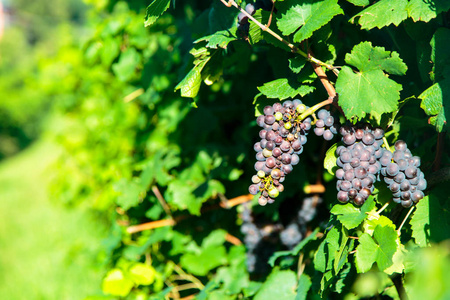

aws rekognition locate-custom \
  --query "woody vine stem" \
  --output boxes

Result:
[219,0,339,75]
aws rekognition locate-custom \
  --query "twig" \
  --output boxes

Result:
[309,57,337,98]
[225,233,243,245]
[127,219,176,234]
[383,137,391,150]
[397,205,415,236]
[390,273,409,300]
[303,184,325,194]
[432,132,443,172]
[219,0,336,71]
[172,265,205,290]
[219,194,253,208]
[153,185,173,218]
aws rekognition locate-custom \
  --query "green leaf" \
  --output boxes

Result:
[295,274,312,300]
[180,245,227,276]
[406,0,450,23]
[430,28,450,82]
[331,197,376,229]
[289,56,307,74]
[324,143,338,175]
[411,196,430,247]
[350,0,408,30]
[269,228,320,267]
[344,42,407,75]
[128,263,156,286]
[336,66,402,120]
[346,0,370,6]
[175,56,210,98]
[102,269,134,297]
[248,10,264,45]
[257,78,315,100]
[254,270,297,300]
[195,29,238,49]
[355,225,398,273]
[144,0,171,27]
[336,42,407,120]
[411,187,450,245]
[314,225,341,273]
[112,48,141,82]
[277,0,343,43]
[419,79,450,132]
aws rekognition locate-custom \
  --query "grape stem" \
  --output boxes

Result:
[376,201,391,215]
[219,0,338,73]
[382,137,391,150]
[298,97,334,121]
[397,205,415,236]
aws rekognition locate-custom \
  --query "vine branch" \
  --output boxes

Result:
[219,0,337,73]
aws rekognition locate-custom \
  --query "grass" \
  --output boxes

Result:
[0,140,108,299]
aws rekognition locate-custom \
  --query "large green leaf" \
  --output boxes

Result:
[330,197,376,230]
[406,0,450,23]
[411,187,450,245]
[336,66,402,120]
[144,0,171,27]
[344,42,407,76]
[430,28,450,82]
[254,270,297,300]
[277,0,343,43]
[336,42,406,120]
[355,224,398,273]
[175,56,210,98]
[350,0,408,30]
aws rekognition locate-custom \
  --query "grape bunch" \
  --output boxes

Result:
[249,99,312,205]
[335,124,385,205]
[379,140,427,208]
[313,109,339,141]
[241,196,321,272]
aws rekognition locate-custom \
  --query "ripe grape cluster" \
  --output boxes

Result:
[241,196,321,272]
[249,100,312,205]
[237,1,273,34]
[313,109,339,141]
[379,140,427,208]
[335,124,384,205]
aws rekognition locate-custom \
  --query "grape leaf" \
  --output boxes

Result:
[350,0,408,30]
[430,28,450,82]
[296,274,312,300]
[254,270,297,300]
[102,269,134,297]
[355,224,398,273]
[324,143,339,175]
[144,0,171,27]
[289,57,307,74]
[195,29,238,49]
[175,56,210,98]
[344,42,407,76]
[336,66,402,120]
[257,78,315,100]
[276,0,343,43]
[128,263,156,285]
[419,79,450,132]
[112,48,141,82]
[330,197,376,229]
[411,187,450,245]
[406,0,450,23]
[336,42,406,120]
[411,196,431,247]
[346,0,370,6]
